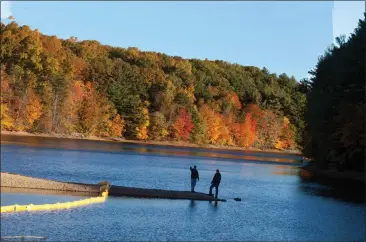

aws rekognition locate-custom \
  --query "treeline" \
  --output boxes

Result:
[303,15,365,171]
[0,21,308,150]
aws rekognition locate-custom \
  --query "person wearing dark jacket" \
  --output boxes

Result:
[190,165,199,192]
[209,169,221,198]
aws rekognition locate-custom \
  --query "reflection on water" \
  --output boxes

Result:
[1,191,84,206]
[299,178,365,204]
[1,135,365,241]
[209,200,218,208]
[0,134,302,164]
[189,200,196,209]
[272,165,299,176]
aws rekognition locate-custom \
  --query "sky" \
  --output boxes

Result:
[1,1,364,81]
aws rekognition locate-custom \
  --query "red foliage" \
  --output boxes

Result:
[172,108,194,140]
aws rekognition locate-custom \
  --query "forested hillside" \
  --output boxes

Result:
[0,21,308,150]
[303,15,365,171]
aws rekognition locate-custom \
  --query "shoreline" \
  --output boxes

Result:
[0,130,302,155]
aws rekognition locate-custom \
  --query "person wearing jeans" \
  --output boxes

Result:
[190,166,199,192]
[209,169,221,198]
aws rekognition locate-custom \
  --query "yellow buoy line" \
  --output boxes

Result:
[0,235,47,241]
[0,191,108,213]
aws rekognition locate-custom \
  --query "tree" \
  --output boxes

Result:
[0,68,13,130]
[275,117,295,150]
[0,21,308,149]
[1,104,13,130]
[110,113,125,137]
[190,105,208,144]
[136,107,150,140]
[233,113,257,147]
[199,105,221,144]
[149,112,168,141]
[172,108,194,140]
[304,15,365,171]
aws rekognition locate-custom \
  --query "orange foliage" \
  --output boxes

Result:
[226,92,242,110]
[172,108,194,140]
[233,113,257,147]
[244,104,263,119]
[78,83,99,135]
[218,113,234,145]
[1,67,10,103]
[200,105,233,145]
[275,117,294,149]
[24,89,42,129]
[200,105,220,143]
[65,80,125,137]
[1,76,9,93]
[70,56,86,79]
[208,86,219,97]
[110,114,125,137]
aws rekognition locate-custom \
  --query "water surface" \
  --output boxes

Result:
[1,136,364,241]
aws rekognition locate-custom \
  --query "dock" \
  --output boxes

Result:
[109,185,226,202]
[1,172,226,202]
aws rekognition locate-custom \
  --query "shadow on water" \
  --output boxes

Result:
[189,200,196,208]
[189,200,218,210]
[209,201,218,208]
[298,176,365,204]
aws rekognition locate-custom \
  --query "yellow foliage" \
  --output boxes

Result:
[275,117,294,150]
[0,104,13,130]
[275,139,284,150]
[161,128,169,138]
[136,108,150,140]
[136,126,148,140]
[199,105,233,145]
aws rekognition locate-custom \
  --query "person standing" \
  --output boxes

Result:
[190,165,199,192]
[209,169,221,198]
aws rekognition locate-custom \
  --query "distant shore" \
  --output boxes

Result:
[0,130,301,155]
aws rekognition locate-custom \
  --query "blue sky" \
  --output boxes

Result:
[1,1,364,81]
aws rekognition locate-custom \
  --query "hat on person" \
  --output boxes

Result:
[216,169,219,172]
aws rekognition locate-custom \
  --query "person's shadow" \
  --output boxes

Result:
[189,200,196,208]
[209,200,218,208]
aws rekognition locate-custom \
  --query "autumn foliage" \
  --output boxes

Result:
[0,21,304,149]
[172,109,194,140]
[233,113,257,147]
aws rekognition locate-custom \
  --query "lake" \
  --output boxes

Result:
[1,135,365,241]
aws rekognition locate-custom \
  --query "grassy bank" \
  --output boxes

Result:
[1,130,301,155]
